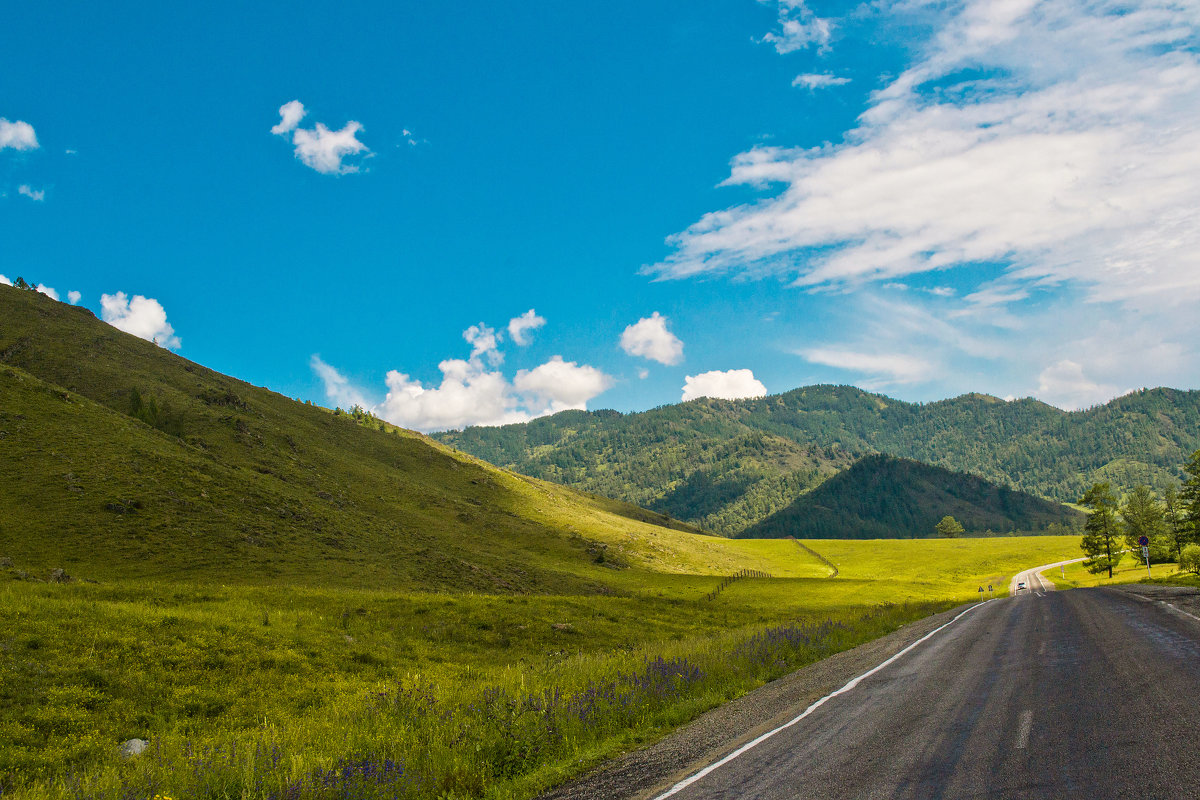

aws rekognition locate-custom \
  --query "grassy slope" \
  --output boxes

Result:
[0,285,791,590]
[743,455,1082,539]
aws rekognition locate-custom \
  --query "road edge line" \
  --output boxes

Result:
[650,599,994,800]
[1164,601,1200,624]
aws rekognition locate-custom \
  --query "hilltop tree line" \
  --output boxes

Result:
[435,386,1200,535]
[1079,450,1200,577]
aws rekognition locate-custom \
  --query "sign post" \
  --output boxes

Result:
[988,584,993,597]
[1139,536,1151,578]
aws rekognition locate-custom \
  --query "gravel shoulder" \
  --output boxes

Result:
[536,601,978,800]
[1106,582,1200,621]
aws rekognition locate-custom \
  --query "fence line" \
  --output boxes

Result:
[787,536,839,578]
[703,568,772,601]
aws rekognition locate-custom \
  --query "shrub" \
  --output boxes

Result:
[1180,544,1200,575]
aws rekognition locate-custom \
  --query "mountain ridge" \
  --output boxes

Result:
[435,384,1200,535]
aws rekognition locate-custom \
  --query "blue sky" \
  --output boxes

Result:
[4,1,1199,430]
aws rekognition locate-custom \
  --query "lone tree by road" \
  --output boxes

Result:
[1080,482,1122,578]
[935,515,965,538]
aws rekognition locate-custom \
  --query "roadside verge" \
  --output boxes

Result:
[536,600,979,800]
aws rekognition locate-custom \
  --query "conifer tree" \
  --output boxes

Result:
[1180,450,1200,545]
[1121,485,1168,562]
[1080,482,1122,578]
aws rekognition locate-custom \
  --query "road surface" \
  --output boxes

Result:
[1009,556,1087,595]
[648,586,1200,800]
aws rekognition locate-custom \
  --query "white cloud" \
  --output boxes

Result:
[0,118,38,151]
[313,320,612,432]
[311,355,372,410]
[100,292,181,349]
[464,322,503,365]
[507,309,546,346]
[0,274,11,286]
[1036,359,1121,411]
[271,100,306,135]
[35,284,59,301]
[761,1,833,54]
[17,185,44,202]
[619,312,684,365]
[681,369,768,402]
[649,0,1200,406]
[514,356,614,414]
[67,290,81,305]
[272,100,369,175]
[792,73,851,90]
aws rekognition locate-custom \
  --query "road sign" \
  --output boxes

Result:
[978,586,984,594]
[1139,536,1150,546]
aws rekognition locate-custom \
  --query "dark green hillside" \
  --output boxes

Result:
[441,405,856,535]
[742,455,1082,539]
[436,385,1200,534]
[0,284,696,591]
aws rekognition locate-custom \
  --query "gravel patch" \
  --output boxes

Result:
[537,601,979,800]
[1108,583,1200,622]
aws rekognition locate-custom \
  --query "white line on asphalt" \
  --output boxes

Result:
[1165,602,1200,624]
[1016,710,1033,749]
[650,600,995,800]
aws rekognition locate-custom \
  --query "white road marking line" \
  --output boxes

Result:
[1016,710,1033,749]
[1038,642,1046,656]
[1165,602,1200,623]
[650,600,994,800]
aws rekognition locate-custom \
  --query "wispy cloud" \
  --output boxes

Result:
[760,1,833,54]
[650,0,1200,408]
[310,355,372,410]
[619,312,684,366]
[800,347,935,388]
[792,73,850,90]
[271,100,370,175]
[17,185,44,202]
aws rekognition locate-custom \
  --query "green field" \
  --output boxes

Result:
[2,536,1080,800]
[1041,555,1192,589]
[0,287,1106,799]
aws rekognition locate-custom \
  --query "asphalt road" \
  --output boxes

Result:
[1009,557,1087,595]
[652,588,1200,800]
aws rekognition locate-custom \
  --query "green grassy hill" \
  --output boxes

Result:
[435,385,1200,534]
[741,455,1083,539]
[0,284,752,591]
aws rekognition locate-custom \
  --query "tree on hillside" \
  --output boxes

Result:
[935,515,965,538]
[1163,485,1187,561]
[1080,482,1122,578]
[1180,449,1200,545]
[1121,485,1169,563]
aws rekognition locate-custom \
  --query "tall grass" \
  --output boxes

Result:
[12,601,940,800]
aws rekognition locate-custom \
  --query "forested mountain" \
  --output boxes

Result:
[435,384,1200,535]
[742,455,1083,539]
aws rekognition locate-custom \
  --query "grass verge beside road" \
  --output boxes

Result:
[2,536,1078,800]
